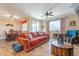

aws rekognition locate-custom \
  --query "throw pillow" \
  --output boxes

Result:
[31,32,38,37]
[29,33,33,39]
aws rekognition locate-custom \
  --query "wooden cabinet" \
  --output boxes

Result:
[51,40,74,56]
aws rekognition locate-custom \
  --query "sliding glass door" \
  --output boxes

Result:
[49,20,60,32]
[49,20,61,39]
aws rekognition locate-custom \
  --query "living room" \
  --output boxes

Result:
[0,3,79,56]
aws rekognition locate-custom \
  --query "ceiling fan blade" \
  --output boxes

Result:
[48,11,53,15]
[49,14,53,16]
[41,14,46,17]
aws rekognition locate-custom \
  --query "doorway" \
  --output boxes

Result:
[49,20,61,39]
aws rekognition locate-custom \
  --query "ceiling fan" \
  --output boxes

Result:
[41,11,53,18]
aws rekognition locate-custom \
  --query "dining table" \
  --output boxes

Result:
[5,31,18,41]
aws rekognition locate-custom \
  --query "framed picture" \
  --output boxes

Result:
[70,21,76,26]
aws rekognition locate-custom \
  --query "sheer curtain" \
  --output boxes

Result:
[31,21,40,32]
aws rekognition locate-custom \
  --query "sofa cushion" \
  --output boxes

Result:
[30,38,39,46]
[31,32,38,38]
[43,32,49,36]
[38,32,43,36]
[43,36,48,40]
[19,33,29,38]
[36,37,45,42]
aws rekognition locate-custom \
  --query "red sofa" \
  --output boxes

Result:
[18,32,49,52]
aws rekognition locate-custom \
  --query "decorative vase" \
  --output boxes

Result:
[57,34,64,44]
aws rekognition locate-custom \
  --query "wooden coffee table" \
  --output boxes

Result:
[51,40,74,56]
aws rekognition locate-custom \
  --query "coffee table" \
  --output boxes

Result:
[51,40,74,56]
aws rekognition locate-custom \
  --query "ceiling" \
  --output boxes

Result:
[0,3,78,20]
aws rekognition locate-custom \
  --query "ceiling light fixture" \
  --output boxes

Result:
[14,16,19,20]
[0,14,19,20]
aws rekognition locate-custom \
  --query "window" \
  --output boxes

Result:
[49,20,60,32]
[21,19,27,32]
[31,21,40,32]
[22,23,27,31]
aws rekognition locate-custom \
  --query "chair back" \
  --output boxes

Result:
[4,31,8,36]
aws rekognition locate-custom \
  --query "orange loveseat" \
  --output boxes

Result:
[18,32,49,52]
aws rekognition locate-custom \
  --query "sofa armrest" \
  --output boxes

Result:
[18,37,30,50]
